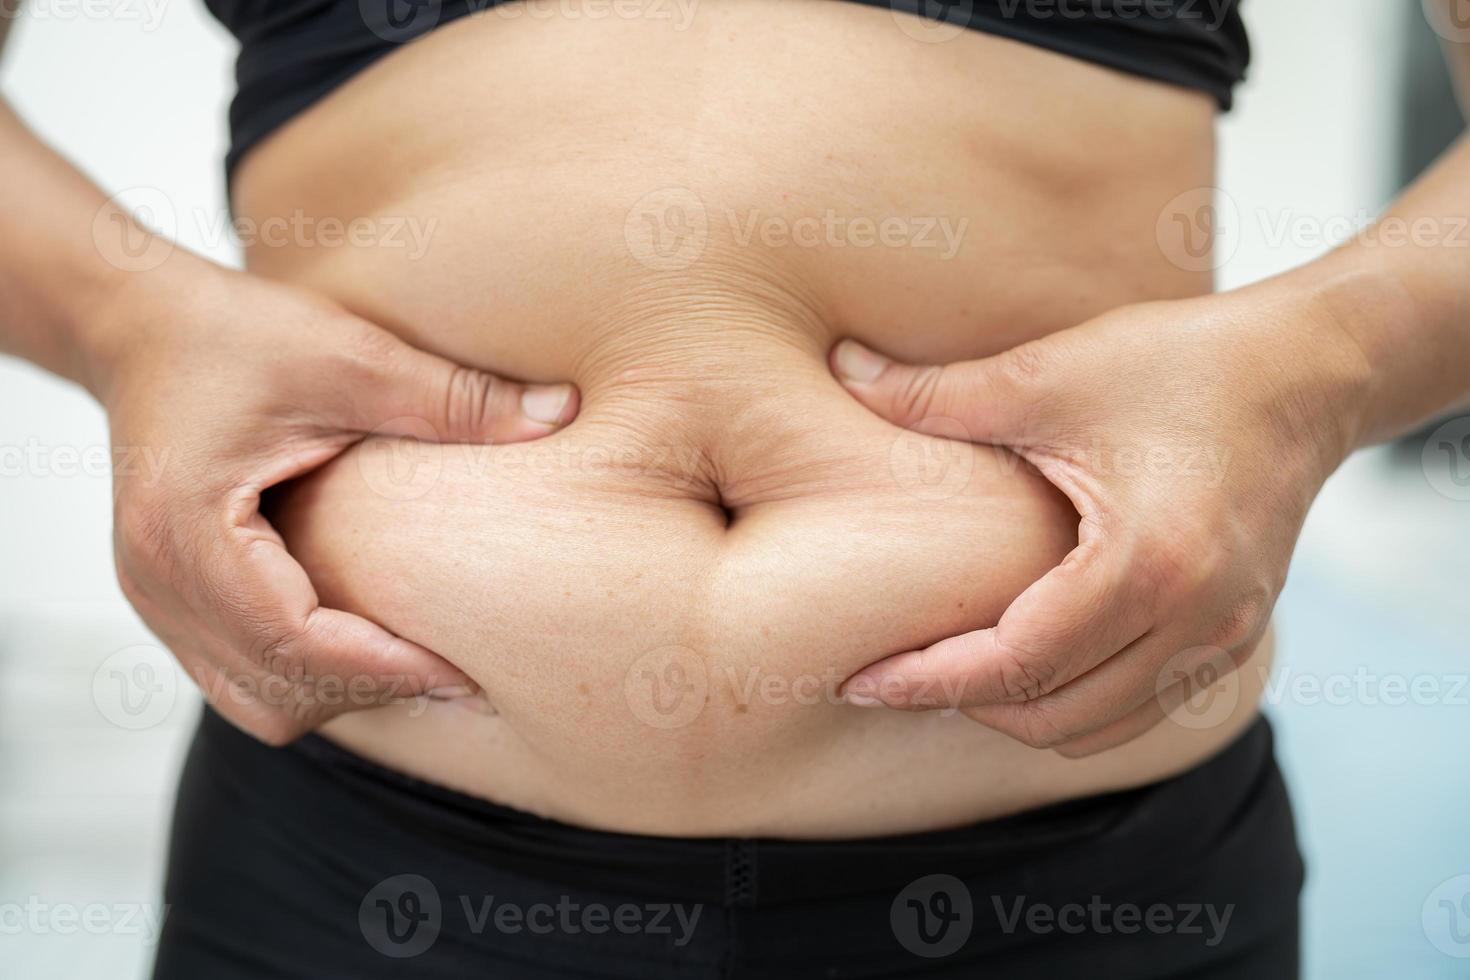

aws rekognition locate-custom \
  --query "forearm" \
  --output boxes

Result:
[1274,132,1470,450]
[0,96,210,396]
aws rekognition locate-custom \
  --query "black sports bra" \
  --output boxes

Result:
[205,0,1249,180]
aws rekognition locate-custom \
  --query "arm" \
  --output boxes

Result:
[0,45,127,386]
[829,28,1470,754]
[1296,144,1470,442]
[1275,0,1470,446]
[0,25,578,742]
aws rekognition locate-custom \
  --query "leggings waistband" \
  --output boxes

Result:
[157,709,1303,979]
[219,707,1279,908]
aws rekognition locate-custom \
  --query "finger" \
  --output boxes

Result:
[230,529,475,691]
[963,630,1173,745]
[114,567,386,747]
[829,338,1044,444]
[1049,697,1168,759]
[977,638,1246,755]
[355,333,579,444]
[842,537,1151,711]
[197,524,476,742]
[182,656,322,747]
[1049,640,1249,758]
[188,612,477,748]
[277,605,478,707]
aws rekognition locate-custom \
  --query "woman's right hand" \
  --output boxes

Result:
[90,259,579,744]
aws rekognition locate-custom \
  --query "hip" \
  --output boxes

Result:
[154,707,1302,979]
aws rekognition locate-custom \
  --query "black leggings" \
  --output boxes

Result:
[153,709,1303,979]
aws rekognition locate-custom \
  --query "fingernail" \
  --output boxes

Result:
[833,340,888,384]
[521,384,573,425]
[845,692,885,708]
[427,685,475,699]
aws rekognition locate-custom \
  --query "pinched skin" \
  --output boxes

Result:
[248,0,1268,837]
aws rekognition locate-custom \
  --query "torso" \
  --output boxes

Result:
[245,0,1269,838]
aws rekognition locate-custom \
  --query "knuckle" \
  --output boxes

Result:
[1138,531,1216,602]
[114,496,191,601]
[893,364,946,425]
[1208,584,1274,649]
[993,649,1058,703]
[996,341,1050,391]
[443,366,502,438]
[1002,701,1075,749]
[286,687,328,725]
[349,322,407,377]
[251,714,306,747]
[115,495,173,565]
[254,623,313,681]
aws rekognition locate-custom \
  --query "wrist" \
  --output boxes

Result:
[1279,238,1470,451]
[1212,270,1375,490]
[80,249,225,405]
[1259,260,1397,465]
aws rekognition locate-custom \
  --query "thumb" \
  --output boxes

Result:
[358,339,579,445]
[829,338,1037,445]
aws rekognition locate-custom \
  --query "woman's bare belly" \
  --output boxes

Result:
[241,0,1270,837]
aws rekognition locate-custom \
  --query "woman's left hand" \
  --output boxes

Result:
[831,285,1370,756]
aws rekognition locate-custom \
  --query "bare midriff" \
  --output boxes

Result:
[239,0,1269,838]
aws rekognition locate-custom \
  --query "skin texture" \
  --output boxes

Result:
[2,0,1466,835]
[0,99,579,744]
[833,288,1360,756]
[833,1,1470,756]
[241,0,1272,836]
[99,266,579,741]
